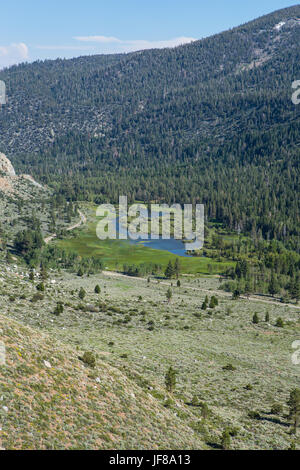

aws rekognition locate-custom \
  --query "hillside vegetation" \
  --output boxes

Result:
[0,313,205,450]
[0,260,299,450]
[0,6,299,249]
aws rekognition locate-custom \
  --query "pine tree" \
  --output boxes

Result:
[166,287,173,303]
[290,278,300,303]
[40,263,48,280]
[79,287,86,300]
[164,261,174,279]
[287,389,300,435]
[174,258,180,279]
[77,267,84,277]
[53,302,64,316]
[265,312,270,323]
[221,428,231,450]
[94,284,101,294]
[252,313,259,324]
[268,272,279,297]
[165,366,176,393]
[200,402,209,419]
[36,282,45,292]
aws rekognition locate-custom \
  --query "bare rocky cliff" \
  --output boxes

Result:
[0,152,47,199]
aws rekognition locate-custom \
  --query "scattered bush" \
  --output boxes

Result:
[276,317,284,328]
[221,428,231,450]
[222,363,236,371]
[53,302,64,316]
[165,366,176,393]
[94,284,101,294]
[271,403,283,415]
[79,287,86,300]
[79,351,96,368]
[31,293,44,302]
[248,410,261,420]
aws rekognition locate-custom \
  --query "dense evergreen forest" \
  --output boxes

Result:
[0,5,299,250]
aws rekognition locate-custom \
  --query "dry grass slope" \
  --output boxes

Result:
[0,314,204,450]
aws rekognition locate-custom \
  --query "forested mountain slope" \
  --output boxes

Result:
[0,5,299,248]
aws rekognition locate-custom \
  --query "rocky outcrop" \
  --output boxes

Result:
[0,152,16,176]
[0,152,48,199]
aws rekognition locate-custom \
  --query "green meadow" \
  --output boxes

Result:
[56,205,234,275]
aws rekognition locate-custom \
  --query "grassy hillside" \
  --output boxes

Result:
[0,313,205,450]
[0,260,299,450]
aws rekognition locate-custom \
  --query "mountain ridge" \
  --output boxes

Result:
[0,5,299,248]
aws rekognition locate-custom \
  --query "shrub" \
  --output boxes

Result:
[248,410,261,420]
[222,363,236,371]
[80,351,96,368]
[227,426,239,437]
[31,293,44,302]
[191,395,200,406]
[79,287,86,300]
[164,398,174,408]
[200,402,210,419]
[276,317,284,328]
[94,284,101,294]
[166,288,172,302]
[209,296,218,308]
[232,289,241,300]
[165,366,176,393]
[221,428,231,450]
[53,302,64,316]
[271,403,283,415]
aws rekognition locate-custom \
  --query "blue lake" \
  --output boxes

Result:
[116,216,192,257]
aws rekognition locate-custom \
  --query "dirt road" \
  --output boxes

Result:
[44,209,87,244]
[102,270,300,310]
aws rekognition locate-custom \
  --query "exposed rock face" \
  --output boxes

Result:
[0,152,15,176]
[0,152,48,199]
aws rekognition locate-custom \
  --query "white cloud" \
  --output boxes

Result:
[73,35,196,52]
[35,45,95,51]
[0,43,29,69]
[74,35,121,44]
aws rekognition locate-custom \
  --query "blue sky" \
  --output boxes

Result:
[0,0,298,68]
